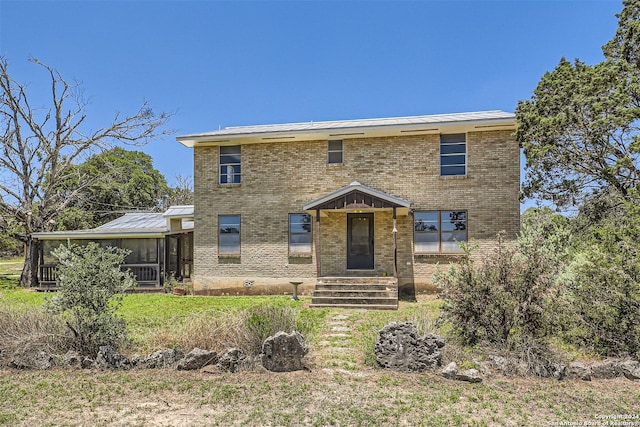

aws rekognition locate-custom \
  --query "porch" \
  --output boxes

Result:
[303,181,412,310]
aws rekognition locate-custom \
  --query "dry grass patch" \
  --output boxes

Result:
[1,368,638,426]
[0,304,71,366]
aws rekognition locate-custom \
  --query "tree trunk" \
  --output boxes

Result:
[19,236,39,288]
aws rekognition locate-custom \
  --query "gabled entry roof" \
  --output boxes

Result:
[303,181,411,211]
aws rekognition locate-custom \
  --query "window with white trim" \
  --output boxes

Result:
[289,214,312,254]
[414,210,467,253]
[219,215,240,254]
[220,145,241,184]
[440,134,466,176]
[327,140,343,164]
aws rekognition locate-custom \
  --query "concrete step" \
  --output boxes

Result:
[313,289,397,298]
[315,283,393,291]
[311,277,399,310]
[311,296,399,306]
[309,303,399,310]
[317,277,397,285]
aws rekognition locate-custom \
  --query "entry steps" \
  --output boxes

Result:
[310,277,398,310]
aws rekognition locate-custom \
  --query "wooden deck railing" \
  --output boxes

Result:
[38,263,162,289]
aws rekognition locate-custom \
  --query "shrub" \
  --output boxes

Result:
[45,243,135,357]
[555,196,640,359]
[560,244,640,358]
[436,211,568,352]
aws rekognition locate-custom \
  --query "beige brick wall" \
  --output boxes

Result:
[192,130,519,295]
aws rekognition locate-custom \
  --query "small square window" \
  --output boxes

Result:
[327,140,343,164]
[220,145,241,184]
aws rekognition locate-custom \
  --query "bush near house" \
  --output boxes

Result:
[45,243,136,357]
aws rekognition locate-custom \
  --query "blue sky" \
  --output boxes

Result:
[0,0,623,211]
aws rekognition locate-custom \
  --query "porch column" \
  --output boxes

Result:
[315,209,321,277]
[392,207,398,278]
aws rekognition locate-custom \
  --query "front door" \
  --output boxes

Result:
[347,213,374,270]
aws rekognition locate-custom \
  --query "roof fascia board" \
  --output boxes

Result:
[177,115,516,148]
[32,231,167,240]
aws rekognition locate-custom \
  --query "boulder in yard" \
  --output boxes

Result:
[619,360,640,381]
[138,348,185,369]
[567,362,592,381]
[374,322,445,372]
[261,331,309,372]
[95,345,131,370]
[218,348,245,373]
[440,361,482,383]
[10,350,53,370]
[177,348,218,371]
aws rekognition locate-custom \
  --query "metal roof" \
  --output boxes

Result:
[33,210,194,240]
[163,205,194,218]
[177,110,516,147]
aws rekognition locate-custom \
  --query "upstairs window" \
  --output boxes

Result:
[289,214,313,254]
[414,210,467,253]
[440,134,466,176]
[220,145,241,184]
[219,215,241,255]
[327,140,343,164]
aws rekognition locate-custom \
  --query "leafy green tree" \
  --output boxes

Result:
[46,242,135,357]
[603,0,640,67]
[556,193,640,358]
[517,0,640,209]
[0,57,171,286]
[55,147,171,229]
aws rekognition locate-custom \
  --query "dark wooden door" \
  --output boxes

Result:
[347,213,374,270]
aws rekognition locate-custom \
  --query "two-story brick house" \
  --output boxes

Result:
[177,111,519,308]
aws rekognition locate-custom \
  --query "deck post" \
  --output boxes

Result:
[315,209,321,278]
[392,207,398,278]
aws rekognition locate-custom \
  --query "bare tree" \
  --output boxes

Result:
[0,57,172,287]
[162,174,194,209]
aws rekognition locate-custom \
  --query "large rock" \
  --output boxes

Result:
[95,345,131,370]
[261,331,309,372]
[441,361,458,380]
[567,362,592,381]
[440,361,482,383]
[10,350,53,370]
[218,348,245,373]
[486,355,529,376]
[590,359,623,379]
[374,322,445,372]
[138,348,185,369]
[619,360,640,381]
[177,348,218,371]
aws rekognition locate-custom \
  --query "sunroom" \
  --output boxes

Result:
[32,206,194,290]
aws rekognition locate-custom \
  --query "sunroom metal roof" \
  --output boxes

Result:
[33,207,194,240]
[163,205,194,218]
[177,110,516,147]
